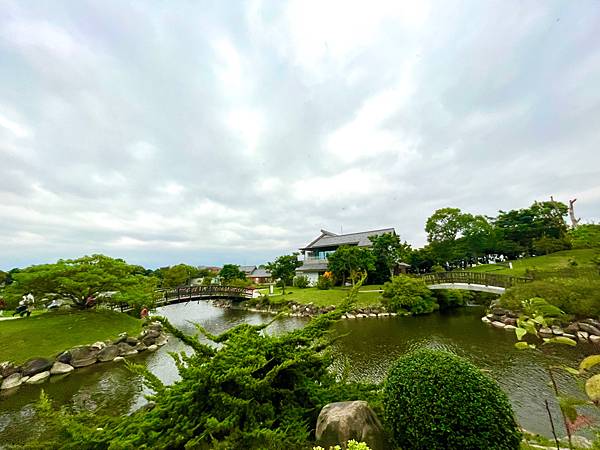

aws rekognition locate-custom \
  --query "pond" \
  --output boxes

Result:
[0,302,596,447]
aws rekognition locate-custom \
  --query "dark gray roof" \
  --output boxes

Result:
[296,261,329,272]
[250,268,271,278]
[300,228,396,250]
[239,265,257,275]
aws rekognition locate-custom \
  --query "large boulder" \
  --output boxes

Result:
[50,362,74,375]
[22,358,53,377]
[316,401,386,450]
[26,371,50,384]
[140,329,161,345]
[1,373,23,390]
[97,345,120,362]
[69,346,99,367]
[125,336,139,346]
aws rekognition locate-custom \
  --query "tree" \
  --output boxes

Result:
[369,233,412,283]
[425,208,469,242]
[2,254,158,309]
[266,254,302,294]
[382,275,438,315]
[161,264,199,288]
[327,246,375,286]
[218,264,247,283]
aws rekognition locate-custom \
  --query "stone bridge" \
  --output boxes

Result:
[419,271,532,294]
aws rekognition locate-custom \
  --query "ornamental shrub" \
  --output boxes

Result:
[316,275,334,290]
[383,349,521,450]
[293,275,310,289]
[381,275,438,315]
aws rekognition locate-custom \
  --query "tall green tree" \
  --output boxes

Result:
[161,264,200,288]
[265,254,302,294]
[327,245,375,286]
[3,254,158,309]
[369,233,412,283]
[218,264,247,283]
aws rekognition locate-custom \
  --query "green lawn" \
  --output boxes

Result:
[258,285,384,308]
[467,249,598,277]
[0,309,142,364]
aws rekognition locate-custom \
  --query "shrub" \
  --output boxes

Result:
[431,264,446,273]
[383,349,521,450]
[293,275,310,289]
[432,289,472,309]
[499,278,600,317]
[316,275,334,290]
[382,275,438,315]
[568,224,600,249]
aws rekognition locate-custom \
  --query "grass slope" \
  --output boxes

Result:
[0,309,142,364]
[257,285,384,308]
[467,249,598,277]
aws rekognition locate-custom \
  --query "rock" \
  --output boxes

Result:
[565,323,580,333]
[570,435,593,449]
[1,373,22,390]
[577,331,590,342]
[389,313,397,317]
[26,371,50,384]
[368,314,377,318]
[97,345,120,362]
[579,323,600,337]
[551,326,564,336]
[112,333,128,345]
[346,314,356,319]
[70,346,99,367]
[50,362,74,375]
[147,321,162,331]
[20,376,30,384]
[22,358,53,377]
[356,314,367,319]
[147,344,158,352]
[539,327,553,337]
[502,317,517,326]
[135,343,148,352]
[125,336,139,346]
[481,316,491,323]
[57,350,72,364]
[504,324,517,330]
[590,335,600,345]
[0,361,19,378]
[316,401,386,450]
[113,356,125,362]
[90,341,106,350]
[117,342,138,356]
[582,319,600,329]
[491,307,509,316]
[491,321,506,329]
[156,334,168,346]
[486,313,494,319]
[563,333,577,339]
[142,329,161,339]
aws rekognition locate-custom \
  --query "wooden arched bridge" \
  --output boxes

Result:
[155,285,256,307]
[419,271,532,294]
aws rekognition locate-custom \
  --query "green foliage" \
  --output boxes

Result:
[500,278,600,317]
[313,440,372,450]
[569,224,600,249]
[160,263,200,288]
[316,275,334,290]
[532,235,571,255]
[293,275,310,289]
[2,254,157,309]
[383,349,521,450]
[432,289,472,309]
[266,254,303,294]
[382,275,438,315]
[430,264,445,273]
[327,246,375,286]
[368,232,411,283]
[31,285,380,449]
[219,264,247,283]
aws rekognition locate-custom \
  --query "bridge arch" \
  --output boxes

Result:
[419,271,532,294]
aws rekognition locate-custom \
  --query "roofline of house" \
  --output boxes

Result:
[299,227,396,251]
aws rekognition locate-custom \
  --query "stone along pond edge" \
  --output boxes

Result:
[0,321,169,392]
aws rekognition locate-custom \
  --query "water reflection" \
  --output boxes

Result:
[0,302,596,447]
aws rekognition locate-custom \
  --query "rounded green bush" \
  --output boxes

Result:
[383,349,521,450]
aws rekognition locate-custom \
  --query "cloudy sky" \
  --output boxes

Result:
[1,1,599,270]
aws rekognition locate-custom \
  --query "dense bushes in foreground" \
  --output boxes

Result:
[27,296,380,449]
[384,349,521,450]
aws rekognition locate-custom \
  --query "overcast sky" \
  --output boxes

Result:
[1,1,599,270]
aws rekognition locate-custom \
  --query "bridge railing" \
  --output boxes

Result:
[419,271,532,289]
[159,285,255,304]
